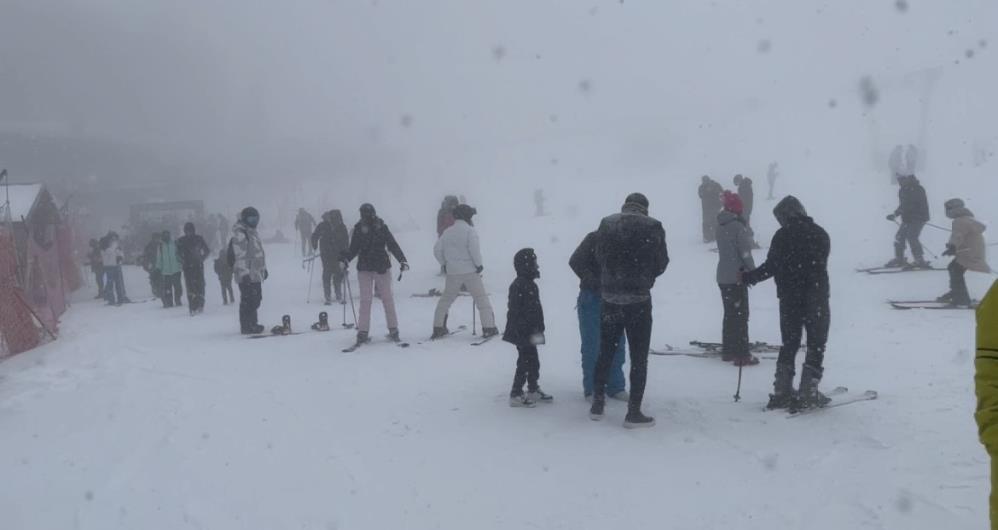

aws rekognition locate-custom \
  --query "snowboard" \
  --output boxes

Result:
[889,300,977,310]
[787,389,878,417]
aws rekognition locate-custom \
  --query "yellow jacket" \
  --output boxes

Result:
[977,280,998,454]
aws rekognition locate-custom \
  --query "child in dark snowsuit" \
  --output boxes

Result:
[502,248,552,407]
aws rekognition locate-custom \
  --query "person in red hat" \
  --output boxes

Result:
[716,191,758,366]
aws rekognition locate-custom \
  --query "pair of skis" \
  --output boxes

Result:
[651,340,786,359]
[888,300,977,310]
[856,265,946,275]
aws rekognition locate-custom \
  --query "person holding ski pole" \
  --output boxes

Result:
[885,174,931,269]
[716,191,757,366]
[740,196,831,411]
[340,203,409,346]
[311,209,350,305]
[937,198,990,307]
[431,204,498,340]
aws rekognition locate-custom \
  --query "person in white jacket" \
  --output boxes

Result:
[432,205,498,339]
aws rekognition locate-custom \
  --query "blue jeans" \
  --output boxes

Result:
[578,289,626,396]
[103,266,127,305]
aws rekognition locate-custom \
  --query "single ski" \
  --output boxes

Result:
[416,325,468,345]
[889,300,977,310]
[857,266,946,275]
[471,334,499,346]
[688,340,790,353]
[247,332,306,339]
[342,340,370,353]
[787,389,878,417]
[651,348,777,360]
[761,386,848,412]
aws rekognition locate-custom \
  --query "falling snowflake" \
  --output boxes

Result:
[895,0,909,13]
[757,39,772,53]
[400,115,413,128]
[965,49,975,59]
[578,79,593,95]
[828,99,838,109]
[492,45,506,63]
[858,76,879,108]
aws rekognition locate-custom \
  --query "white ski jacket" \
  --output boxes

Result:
[434,220,483,275]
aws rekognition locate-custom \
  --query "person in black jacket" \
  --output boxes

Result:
[341,203,409,345]
[503,248,550,407]
[741,196,831,411]
[176,222,211,314]
[885,174,931,268]
[698,176,723,243]
[569,231,628,402]
[733,174,755,226]
[142,233,162,298]
[589,193,669,429]
[311,209,351,304]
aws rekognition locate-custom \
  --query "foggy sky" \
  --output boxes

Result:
[1,0,996,195]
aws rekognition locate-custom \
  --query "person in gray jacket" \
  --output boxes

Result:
[717,191,757,366]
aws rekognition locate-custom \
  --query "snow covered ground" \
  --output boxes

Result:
[0,170,993,529]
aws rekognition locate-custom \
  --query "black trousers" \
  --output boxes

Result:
[949,260,970,304]
[149,269,162,298]
[219,276,234,304]
[894,221,925,260]
[161,272,183,307]
[511,345,540,396]
[239,281,263,332]
[94,267,105,297]
[777,295,830,379]
[720,284,750,356]
[701,203,718,242]
[322,261,345,302]
[594,300,652,412]
[183,264,206,311]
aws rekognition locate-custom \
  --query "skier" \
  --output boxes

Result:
[733,174,755,226]
[431,204,498,339]
[885,174,931,269]
[142,233,162,298]
[716,191,758,366]
[974,279,998,529]
[100,232,129,306]
[938,198,990,307]
[156,230,184,308]
[503,248,552,407]
[176,222,211,314]
[588,193,669,429]
[766,162,779,200]
[310,209,351,304]
[295,208,317,257]
[741,196,831,411]
[698,176,723,243]
[340,203,409,345]
[231,207,268,334]
[87,239,104,299]
[213,249,234,305]
[569,230,628,402]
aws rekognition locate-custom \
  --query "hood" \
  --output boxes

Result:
[773,195,808,227]
[184,222,195,236]
[514,248,540,279]
[621,192,649,215]
[240,206,260,228]
[443,195,459,209]
[453,204,477,223]
[947,206,975,220]
[360,203,377,221]
[325,209,344,225]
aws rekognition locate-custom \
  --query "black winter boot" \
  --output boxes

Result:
[589,396,606,421]
[387,328,401,343]
[430,327,449,340]
[794,364,831,410]
[623,410,656,429]
[767,363,796,410]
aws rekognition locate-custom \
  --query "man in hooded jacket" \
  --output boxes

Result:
[939,198,990,307]
[432,204,498,339]
[311,210,351,304]
[698,176,723,243]
[231,207,268,334]
[588,192,669,429]
[742,196,831,410]
[885,175,931,269]
[341,203,409,345]
[295,208,317,257]
[177,222,211,313]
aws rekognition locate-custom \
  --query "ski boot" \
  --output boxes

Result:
[509,394,536,408]
[623,410,656,429]
[936,291,954,304]
[354,330,371,346]
[387,328,401,343]
[271,315,292,335]
[732,354,760,367]
[526,389,554,403]
[589,395,606,421]
[793,365,831,411]
[883,257,908,268]
[766,363,797,410]
[481,327,500,339]
[312,312,330,332]
[430,326,450,340]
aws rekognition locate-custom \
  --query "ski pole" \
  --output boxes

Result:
[305,258,315,303]
[733,363,743,403]
[925,222,951,233]
[892,218,939,260]
[345,268,358,327]
[472,299,477,336]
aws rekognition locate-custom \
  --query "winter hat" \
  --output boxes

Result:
[184,222,195,235]
[945,198,973,219]
[443,195,459,209]
[733,174,744,185]
[701,175,710,183]
[722,191,744,215]
[623,192,649,215]
[359,203,376,220]
[240,207,260,228]
[453,204,477,223]
[944,198,965,211]
[773,195,807,227]
[513,248,539,279]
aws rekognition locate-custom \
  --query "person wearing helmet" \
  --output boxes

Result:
[232,206,268,334]
[341,203,409,345]
[588,192,670,429]
[741,196,831,411]
[431,204,498,339]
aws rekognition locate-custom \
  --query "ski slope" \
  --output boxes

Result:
[0,175,992,529]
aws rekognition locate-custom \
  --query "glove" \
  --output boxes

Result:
[942,244,956,257]
[530,332,546,346]
[263,269,269,280]
[886,214,896,221]
[400,262,410,272]
[476,265,484,274]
